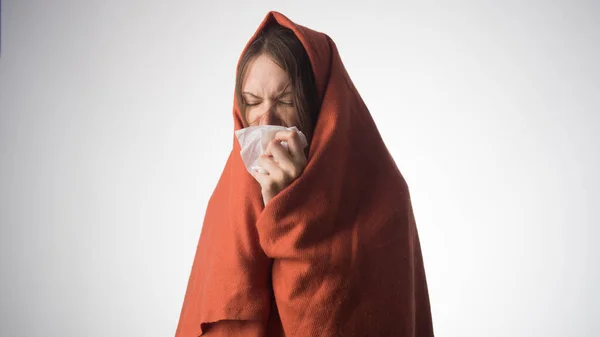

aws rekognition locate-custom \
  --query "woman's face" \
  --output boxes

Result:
[242,54,300,127]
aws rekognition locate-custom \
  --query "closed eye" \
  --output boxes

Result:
[279,101,294,106]
[243,98,261,106]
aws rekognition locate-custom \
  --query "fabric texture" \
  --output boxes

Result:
[174,10,435,337]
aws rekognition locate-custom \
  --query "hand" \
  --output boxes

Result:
[249,130,308,206]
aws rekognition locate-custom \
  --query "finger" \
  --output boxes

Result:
[267,140,301,175]
[273,130,307,164]
[257,154,282,177]
[264,136,290,157]
[250,167,270,186]
[267,139,291,162]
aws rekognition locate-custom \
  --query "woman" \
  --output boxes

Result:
[175,11,435,337]
[236,23,318,206]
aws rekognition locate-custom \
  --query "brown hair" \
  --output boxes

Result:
[235,23,319,146]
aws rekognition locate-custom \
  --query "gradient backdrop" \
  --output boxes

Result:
[0,1,598,337]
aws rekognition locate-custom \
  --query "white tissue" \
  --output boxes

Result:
[235,125,308,174]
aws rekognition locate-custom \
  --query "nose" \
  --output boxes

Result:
[257,102,280,126]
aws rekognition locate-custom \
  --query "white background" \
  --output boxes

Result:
[1,1,598,336]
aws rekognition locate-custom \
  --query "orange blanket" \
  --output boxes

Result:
[175,11,434,337]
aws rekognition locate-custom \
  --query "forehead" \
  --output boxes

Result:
[242,54,291,94]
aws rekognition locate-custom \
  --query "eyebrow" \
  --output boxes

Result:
[242,90,293,99]
[242,82,292,99]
